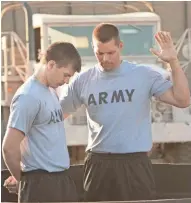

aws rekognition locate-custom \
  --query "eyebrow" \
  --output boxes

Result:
[63,73,72,77]
[97,51,116,54]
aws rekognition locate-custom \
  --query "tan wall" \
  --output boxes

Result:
[152,1,191,40]
[1,1,191,43]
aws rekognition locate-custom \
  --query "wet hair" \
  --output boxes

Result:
[92,23,120,45]
[41,42,81,72]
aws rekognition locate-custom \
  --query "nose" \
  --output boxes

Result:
[103,54,109,61]
[64,77,70,84]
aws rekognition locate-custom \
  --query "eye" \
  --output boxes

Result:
[97,52,104,56]
[63,73,71,77]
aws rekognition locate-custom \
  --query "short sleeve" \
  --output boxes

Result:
[59,75,82,114]
[7,94,40,135]
[150,69,173,98]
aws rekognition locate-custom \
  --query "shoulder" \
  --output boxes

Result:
[78,65,97,79]
[14,76,48,102]
[126,61,170,79]
[11,78,41,111]
[70,65,98,86]
[11,93,40,109]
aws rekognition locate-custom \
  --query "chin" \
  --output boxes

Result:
[103,66,115,72]
[50,84,59,89]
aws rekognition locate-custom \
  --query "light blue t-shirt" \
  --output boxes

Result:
[60,61,172,153]
[8,76,70,172]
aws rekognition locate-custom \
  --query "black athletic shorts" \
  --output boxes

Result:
[19,169,79,202]
[83,151,156,201]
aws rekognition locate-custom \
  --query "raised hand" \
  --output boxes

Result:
[150,31,178,64]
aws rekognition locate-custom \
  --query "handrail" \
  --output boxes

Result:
[12,32,27,53]
[1,31,27,53]
[1,32,27,82]
[175,28,191,60]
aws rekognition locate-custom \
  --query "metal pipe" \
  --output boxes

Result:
[141,1,154,12]
[10,2,17,32]
[23,2,36,78]
[1,3,21,19]
[66,2,72,15]
[22,2,35,62]
[184,1,188,30]
[2,2,36,78]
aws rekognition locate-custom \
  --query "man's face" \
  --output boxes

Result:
[92,38,123,71]
[47,61,75,88]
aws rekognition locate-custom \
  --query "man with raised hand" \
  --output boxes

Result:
[60,23,190,201]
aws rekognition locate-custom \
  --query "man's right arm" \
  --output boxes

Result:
[2,94,40,181]
[2,128,24,181]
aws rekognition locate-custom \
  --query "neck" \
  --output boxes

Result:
[100,59,123,72]
[111,59,123,70]
[34,64,48,87]
[117,59,123,67]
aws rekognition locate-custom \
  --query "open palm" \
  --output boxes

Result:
[150,31,178,63]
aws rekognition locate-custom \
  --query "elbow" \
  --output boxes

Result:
[2,145,19,163]
[176,97,191,108]
[2,143,12,156]
[2,142,18,157]
[2,141,8,154]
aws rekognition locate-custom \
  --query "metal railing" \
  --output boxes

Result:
[175,28,191,72]
[1,31,27,82]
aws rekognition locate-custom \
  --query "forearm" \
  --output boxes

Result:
[170,59,190,106]
[3,150,21,181]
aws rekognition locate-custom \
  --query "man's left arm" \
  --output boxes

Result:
[158,59,190,108]
[150,31,190,108]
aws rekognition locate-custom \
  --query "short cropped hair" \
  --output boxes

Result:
[92,23,120,44]
[41,42,81,72]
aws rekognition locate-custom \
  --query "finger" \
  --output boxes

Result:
[7,186,17,190]
[163,31,172,43]
[5,185,17,192]
[6,185,17,189]
[161,32,169,43]
[155,33,162,45]
[7,186,17,191]
[7,187,16,190]
[9,189,17,194]
[150,48,161,57]
[166,32,171,41]
[5,180,17,186]
[158,32,167,43]
[6,176,15,181]
[5,176,14,181]
[10,179,17,184]
[7,188,17,193]
[4,177,13,186]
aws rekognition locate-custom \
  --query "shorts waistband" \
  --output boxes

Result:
[21,169,68,177]
[87,151,148,160]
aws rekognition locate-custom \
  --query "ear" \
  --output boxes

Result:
[119,41,123,50]
[47,60,55,70]
[91,41,96,52]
